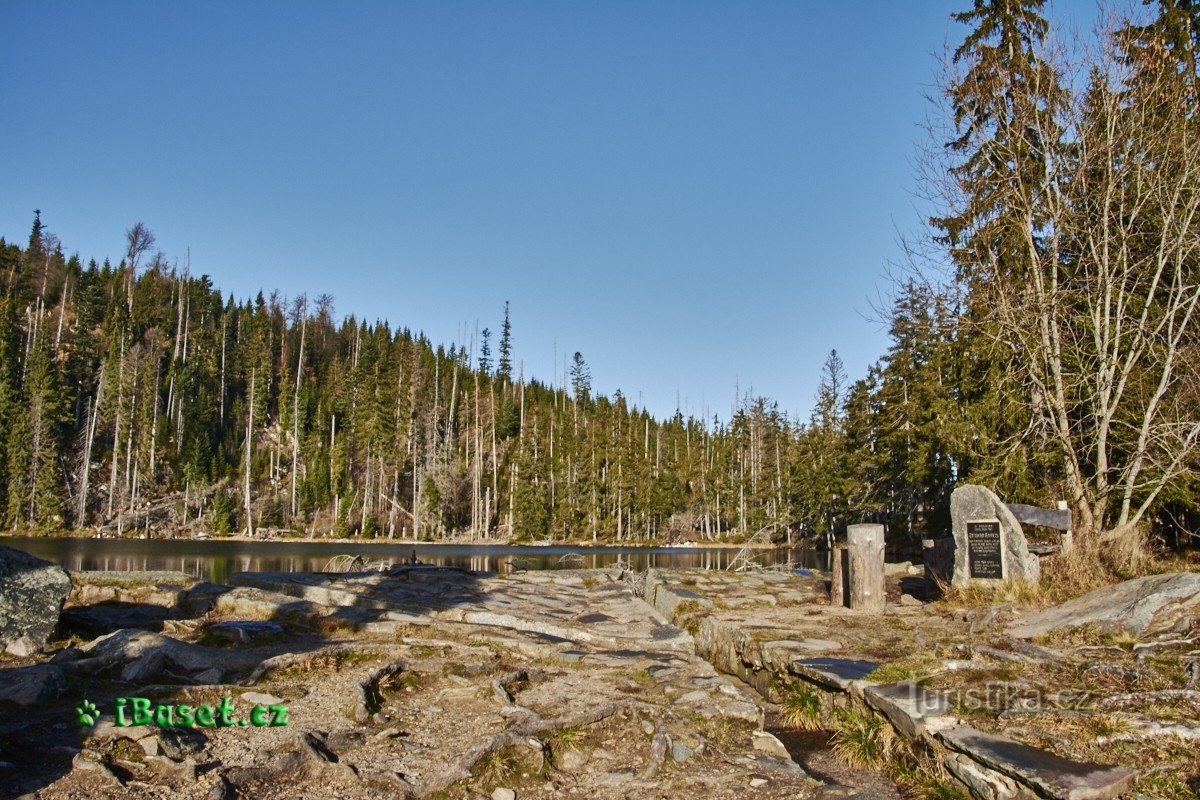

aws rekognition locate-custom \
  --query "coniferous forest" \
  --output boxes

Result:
[2,1,1198,562]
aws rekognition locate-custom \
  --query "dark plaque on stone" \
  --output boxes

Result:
[967,519,1003,579]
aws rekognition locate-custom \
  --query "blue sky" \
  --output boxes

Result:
[1,1,1101,422]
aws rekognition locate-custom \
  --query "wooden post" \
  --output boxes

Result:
[1057,500,1073,555]
[847,524,885,614]
[830,545,849,607]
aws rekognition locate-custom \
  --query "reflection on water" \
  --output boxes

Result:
[3,536,825,583]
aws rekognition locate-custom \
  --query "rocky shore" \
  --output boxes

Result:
[1,545,1197,799]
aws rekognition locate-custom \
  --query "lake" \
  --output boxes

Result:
[2,536,826,584]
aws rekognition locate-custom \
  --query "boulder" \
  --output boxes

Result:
[950,485,1040,587]
[0,663,66,707]
[0,545,72,649]
[61,602,173,634]
[1009,572,1200,639]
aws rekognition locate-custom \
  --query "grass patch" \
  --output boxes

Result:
[890,754,970,800]
[867,655,944,685]
[939,580,1045,609]
[829,707,895,770]
[550,726,586,750]
[779,683,823,732]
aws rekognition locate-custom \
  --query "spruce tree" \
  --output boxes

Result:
[497,301,512,381]
[479,327,492,375]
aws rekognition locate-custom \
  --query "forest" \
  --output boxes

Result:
[1,0,1197,565]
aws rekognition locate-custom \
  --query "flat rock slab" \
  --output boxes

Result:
[938,725,1134,800]
[862,681,953,739]
[789,657,878,690]
[1009,571,1200,638]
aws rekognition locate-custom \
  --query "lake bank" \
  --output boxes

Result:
[0,535,825,583]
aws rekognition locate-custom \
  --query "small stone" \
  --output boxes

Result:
[551,746,589,773]
[670,742,693,763]
[899,594,923,607]
[240,692,284,706]
[751,731,791,760]
[137,734,162,756]
[491,789,516,800]
[640,720,655,735]
[5,635,39,657]
[749,777,768,788]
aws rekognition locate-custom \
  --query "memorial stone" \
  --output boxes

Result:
[950,485,1039,587]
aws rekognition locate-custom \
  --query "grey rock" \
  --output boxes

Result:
[944,753,1021,800]
[71,749,120,783]
[0,663,66,707]
[671,741,693,763]
[240,691,284,706]
[180,582,232,615]
[491,787,516,800]
[159,727,207,760]
[0,545,72,650]
[1009,572,1200,639]
[938,725,1134,800]
[950,485,1040,587]
[550,745,589,772]
[208,620,284,644]
[121,651,168,682]
[862,681,954,740]
[194,667,224,684]
[61,602,173,634]
[751,731,791,759]
[82,628,248,674]
[789,657,878,690]
[5,635,39,657]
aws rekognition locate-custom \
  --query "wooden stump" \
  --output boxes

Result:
[830,545,849,607]
[847,524,885,614]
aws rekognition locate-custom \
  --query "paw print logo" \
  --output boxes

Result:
[75,699,99,727]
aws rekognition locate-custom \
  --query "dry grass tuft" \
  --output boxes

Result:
[830,707,895,769]
[779,683,823,731]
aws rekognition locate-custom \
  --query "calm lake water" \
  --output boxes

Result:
[3,536,825,584]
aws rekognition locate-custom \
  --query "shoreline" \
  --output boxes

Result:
[0,531,794,550]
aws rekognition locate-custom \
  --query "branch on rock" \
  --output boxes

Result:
[244,644,400,685]
[356,658,408,724]
[639,719,670,780]
[1096,689,1200,709]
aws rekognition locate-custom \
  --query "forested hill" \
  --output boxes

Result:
[1,217,880,545]
[4,0,1199,555]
